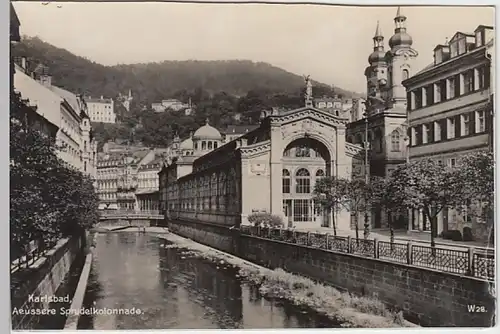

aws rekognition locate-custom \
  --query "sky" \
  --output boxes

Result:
[12,1,495,94]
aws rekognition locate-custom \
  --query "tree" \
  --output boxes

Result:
[452,151,494,243]
[382,159,458,251]
[10,92,100,268]
[371,175,399,246]
[313,176,374,240]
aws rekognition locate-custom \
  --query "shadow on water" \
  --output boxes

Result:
[80,232,341,329]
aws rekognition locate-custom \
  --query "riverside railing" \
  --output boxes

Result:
[240,225,495,282]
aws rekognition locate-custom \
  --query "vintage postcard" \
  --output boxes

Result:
[9,0,496,330]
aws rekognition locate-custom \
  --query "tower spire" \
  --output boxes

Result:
[374,20,383,39]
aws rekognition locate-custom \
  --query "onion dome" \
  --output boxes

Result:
[389,32,413,48]
[368,21,386,65]
[192,119,222,141]
[389,7,413,49]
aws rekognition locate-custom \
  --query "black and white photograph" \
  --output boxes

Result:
[9,0,496,330]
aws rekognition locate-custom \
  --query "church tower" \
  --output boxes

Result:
[365,21,389,113]
[386,6,418,111]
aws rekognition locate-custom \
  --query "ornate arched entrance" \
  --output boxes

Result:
[281,137,332,228]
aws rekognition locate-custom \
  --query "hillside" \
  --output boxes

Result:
[12,36,363,104]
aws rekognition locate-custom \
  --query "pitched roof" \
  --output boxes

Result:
[13,65,61,127]
[49,85,89,119]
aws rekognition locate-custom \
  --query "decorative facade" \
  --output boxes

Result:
[159,88,364,230]
[346,7,418,229]
[402,24,494,241]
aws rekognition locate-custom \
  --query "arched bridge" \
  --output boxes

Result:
[99,210,164,221]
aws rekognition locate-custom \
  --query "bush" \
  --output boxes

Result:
[462,227,474,241]
[248,211,284,228]
[441,230,463,241]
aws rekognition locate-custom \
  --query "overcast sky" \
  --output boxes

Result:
[13,1,494,93]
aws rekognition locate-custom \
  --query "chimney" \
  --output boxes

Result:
[100,95,104,100]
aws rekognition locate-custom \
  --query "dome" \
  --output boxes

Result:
[368,50,386,64]
[180,137,193,150]
[193,121,222,141]
[389,32,413,48]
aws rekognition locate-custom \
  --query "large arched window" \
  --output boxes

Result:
[391,131,401,152]
[402,69,410,81]
[295,168,311,193]
[282,169,291,193]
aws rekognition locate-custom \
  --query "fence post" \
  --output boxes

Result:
[467,247,475,276]
[347,236,352,253]
[407,241,413,265]
[373,238,379,258]
[307,232,311,246]
[325,233,330,250]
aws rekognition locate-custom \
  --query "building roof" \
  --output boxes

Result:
[87,96,113,104]
[221,125,259,135]
[13,65,61,127]
[49,85,89,119]
[193,120,222,140]
[180,136,193,150]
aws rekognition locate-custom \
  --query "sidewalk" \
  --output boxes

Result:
[292,227,493,251]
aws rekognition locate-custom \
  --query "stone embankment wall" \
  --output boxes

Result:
[167,219,495,327]
[11,234,85,329]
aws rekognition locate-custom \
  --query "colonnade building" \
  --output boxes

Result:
[159,90,364,230]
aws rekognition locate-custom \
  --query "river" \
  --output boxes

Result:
[78,232,341,329]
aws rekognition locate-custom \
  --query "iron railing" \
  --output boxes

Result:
[240,226,495,282]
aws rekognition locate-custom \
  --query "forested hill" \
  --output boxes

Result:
[12,36,363,104]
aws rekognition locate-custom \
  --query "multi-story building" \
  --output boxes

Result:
[96,147,167,210]
[87,96,116,123]
[159,83,365,230]
[136,157,164,212]
[151,99,191,113]
[13,61,98,175]
[346,7,418,229]
[402,24,494,241]
[10,5,58,140]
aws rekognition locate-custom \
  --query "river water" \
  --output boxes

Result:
[78,232,341,329]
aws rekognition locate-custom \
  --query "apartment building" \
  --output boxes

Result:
[87,96,116,123]
[403,25,494,240]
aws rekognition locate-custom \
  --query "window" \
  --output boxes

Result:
[434,121,442,142]
[476,30,483,47]
[447,118,456,139]
[463,70,474,94]
[414,89,423,109]
[214,142,218,149]
[282,169,291,194]
[208,141,213,149]
[435,49,443,64]
[293,199,312,222]
[458,38,466,55]
[295,168,311,193]
[391,131,400,151]
[447,78,456,99]
[476,110,485,133]
[449,158,456,168]
[201,141,206,150]
[315,169,325,178]
[450,41,458,58]
[411,126,421,146]
[461,114,471,136]
[421,124,429,144]
[434,81,446,103]
[476,67,486,90]
[402,69,409,81]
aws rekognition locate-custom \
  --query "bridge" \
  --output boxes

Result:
[98,210,164,221]
[96,210,165,231]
